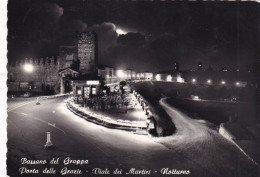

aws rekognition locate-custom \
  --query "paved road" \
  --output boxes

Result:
[7,97,259,177]
[7,97,38,112]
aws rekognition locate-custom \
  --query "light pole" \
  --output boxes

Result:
[23,63,38,103]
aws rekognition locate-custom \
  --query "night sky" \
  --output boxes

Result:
[7,0,259,72]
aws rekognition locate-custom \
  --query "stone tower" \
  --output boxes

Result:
[77,32,97,75]
[58,46,77,69]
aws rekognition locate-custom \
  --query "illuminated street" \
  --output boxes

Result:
[5,1,260,177]
[7,96,258,177]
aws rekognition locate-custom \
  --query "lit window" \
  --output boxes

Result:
[155,74,161,81]
[166,75,172,82]
[92,88,97,95]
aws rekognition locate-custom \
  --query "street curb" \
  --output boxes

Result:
[219,123,236,141]
[219,123,259,167]
[66,101,147,132]
[38,93,69,101]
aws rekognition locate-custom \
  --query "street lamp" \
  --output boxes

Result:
[221,81,226,85]
[236,82,240,86]
[192,78,196,83]
[116,70,124,78]
[207,79,211,84]
[23,64,34,73]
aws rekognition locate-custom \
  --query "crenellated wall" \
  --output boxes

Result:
[7,56,61,94]
[7,32,98,94]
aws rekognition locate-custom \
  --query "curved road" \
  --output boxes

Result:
[7,96,258,177]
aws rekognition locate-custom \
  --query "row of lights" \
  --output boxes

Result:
[133,90,150,117]
[117,69,185,84]
[23,65,243,88]
[192,78,240,86]
[117,70,138,79]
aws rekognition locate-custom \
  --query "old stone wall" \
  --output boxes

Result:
[7,32,98,94]
[7,57,60,94]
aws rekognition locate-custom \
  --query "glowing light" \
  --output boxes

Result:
[207,80,211,84]
[191,95,200,100]
[116,28,127,35]
[236,82,240,86]
[166,75,172,82]
[86,80,99,85]
[192,78,196,83]
[132,74,136,77]
[177,76,184,83]
[23,64,34,73]
[116,70,124,78]
[194,96,199,100]
[221,81,226,85]
[155,74,161,81]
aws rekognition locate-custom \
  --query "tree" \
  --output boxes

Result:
[123,100,129,113]
[119,80,127,86]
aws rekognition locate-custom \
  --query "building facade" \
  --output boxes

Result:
[7,32,99,95]
[7,57,60,94]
